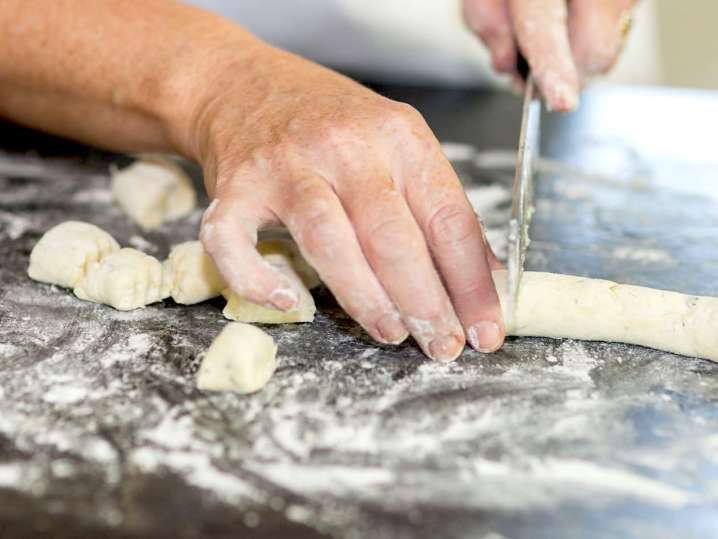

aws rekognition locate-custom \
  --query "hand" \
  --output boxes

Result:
[463,0,636,111]
[176,45,504,361]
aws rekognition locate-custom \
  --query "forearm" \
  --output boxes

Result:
[0,0,265,154]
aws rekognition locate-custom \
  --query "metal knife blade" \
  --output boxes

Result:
[507,74,541,329]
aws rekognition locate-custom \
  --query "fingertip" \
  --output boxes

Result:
[428,333,465,363]
[542,75,580,113]
[267,283,300,311]
[376,312,410,345]
[467,320,504,353]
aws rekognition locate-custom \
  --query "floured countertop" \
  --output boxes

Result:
[1,86,718,538]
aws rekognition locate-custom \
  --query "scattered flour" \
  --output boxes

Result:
[611,246,673,264]
[72,188,113,204]
[0,210,31,240]
[0,463,23,488]
[43,384,89,405]
[128,235,158,253]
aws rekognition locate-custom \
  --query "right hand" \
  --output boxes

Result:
[172,44,505,362]
[463,0,637,111]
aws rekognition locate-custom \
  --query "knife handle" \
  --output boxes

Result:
[516,52,530,81]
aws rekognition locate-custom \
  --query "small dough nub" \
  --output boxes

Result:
[257,238,321,290]
[111,156,196,230]
[28,221,120,289]
[196,322,278,394]
[164,241,226,305]
[223,263,315,324]
[74,248,170,311]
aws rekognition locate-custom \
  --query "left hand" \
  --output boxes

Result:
[463,0,636,112]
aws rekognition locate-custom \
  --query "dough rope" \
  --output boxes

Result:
[493,270,718,362]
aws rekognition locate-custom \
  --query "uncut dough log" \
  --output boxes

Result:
[111,156,196,230]
[196,322,278,394]
[74,248,170,311]
[223,264,315,324]
[493,270,718,362]
[164,241,226,305]
[28,221,120,288]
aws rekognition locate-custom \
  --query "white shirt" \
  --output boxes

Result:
[183,0,503,87]
[183,0,662,88]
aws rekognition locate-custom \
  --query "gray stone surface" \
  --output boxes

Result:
[1,86,717,538]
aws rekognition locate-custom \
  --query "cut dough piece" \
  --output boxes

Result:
[74,248,170,311]
[28,221,120,288]
[223,264,315,323]
[111,156,196,230]
[493,270,718,362]
[257,238,321,290]
[196,322,278,394]
[164,241,225,304]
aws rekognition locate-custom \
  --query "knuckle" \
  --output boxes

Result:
[428,204,478,248]
[384,102,425,133]
[299,208,340,253]
[366,216,421,263]
[289,199,342,257]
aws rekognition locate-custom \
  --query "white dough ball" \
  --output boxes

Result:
[28,221,120,289]
[164,241,226,305]
[111,156,196,230]
[196,322,278,394]
[74,248,170,311]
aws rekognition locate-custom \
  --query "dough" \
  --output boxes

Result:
[257,238,321,290]
[493,270,718,362]
[28,221,120,288]
[164,241,226,305]
[111,156,196,230]
[74,248,170,311]
[196,322,278,394]
[223,264,316,324]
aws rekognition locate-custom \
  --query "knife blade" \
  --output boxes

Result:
[507,73,541,330]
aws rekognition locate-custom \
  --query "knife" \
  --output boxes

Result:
[507,68,541,331]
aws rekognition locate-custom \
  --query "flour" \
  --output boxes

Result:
[43,383,90,404]
[0,463,23,488]
[3,146,718,537]
[128,234,158,253]
[0,343,21,357]
[0,210,31,240]
[611,246,673,263]
[72,188,113,204]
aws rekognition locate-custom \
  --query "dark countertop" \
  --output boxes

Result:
[1,85,718,539]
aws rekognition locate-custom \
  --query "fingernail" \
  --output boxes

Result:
[550,82,580,112]
[428,334,464,363]
[377,313,409,345]
[467,321,502,353]
[268,287,299,311]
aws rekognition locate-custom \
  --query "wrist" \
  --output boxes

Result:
[156,21,278,164]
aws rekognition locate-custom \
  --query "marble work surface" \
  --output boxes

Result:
[1,86,717,538]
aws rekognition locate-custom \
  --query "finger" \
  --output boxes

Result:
[200,196,300,311]
[509,0,580,112]
[569,0,635,77]
[278,174,409,345]
[400,150,506,353]
[337,169,465,362]
[463,0,518,74]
